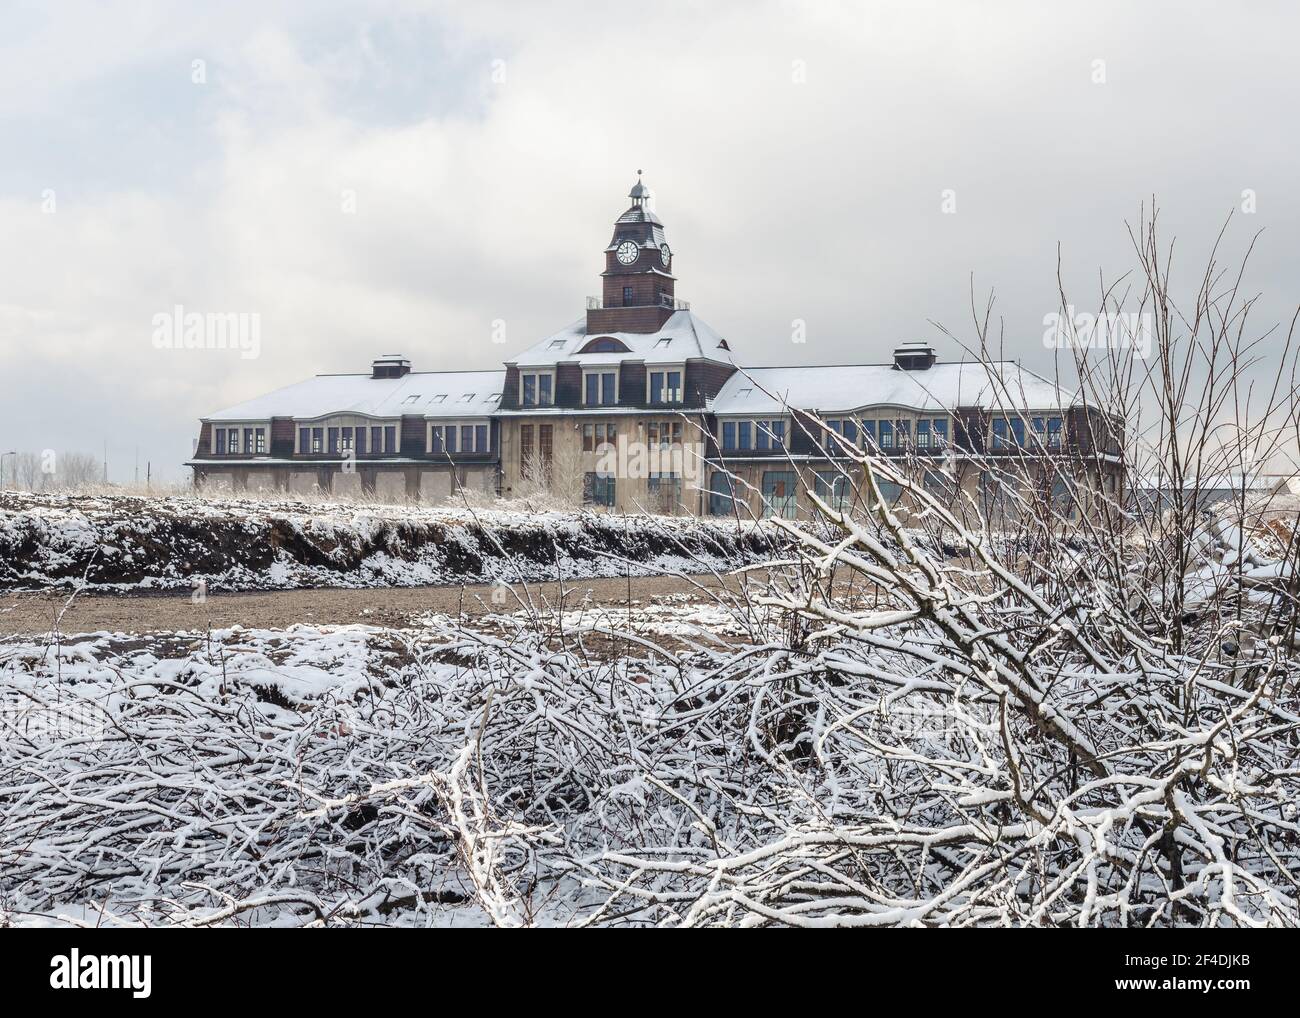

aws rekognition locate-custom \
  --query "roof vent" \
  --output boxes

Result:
[372,354,411,379]
[893,342,936,371]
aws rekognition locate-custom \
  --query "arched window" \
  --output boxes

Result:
[578,336,631,354]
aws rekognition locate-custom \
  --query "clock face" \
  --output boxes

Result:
[616,240,639,265]
[660,243,671,267]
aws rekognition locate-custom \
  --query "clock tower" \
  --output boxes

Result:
[587,172,680,334]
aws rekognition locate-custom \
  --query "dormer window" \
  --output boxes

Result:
[584,370,618,406]
[648,368,683,405]
[521,371,554,407]
[579,337,631,354]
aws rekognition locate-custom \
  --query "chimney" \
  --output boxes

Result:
[371,354,411,379]
[893,342,936,370]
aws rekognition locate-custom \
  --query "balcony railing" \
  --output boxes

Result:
[587,294,691,311]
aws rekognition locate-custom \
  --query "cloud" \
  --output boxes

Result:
[2,1,1299,480]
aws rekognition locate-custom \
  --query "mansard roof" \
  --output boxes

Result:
[510,310,733,368]
[710,361,1074,417]
[204,369,506,422]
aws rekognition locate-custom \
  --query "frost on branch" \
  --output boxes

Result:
[4,209,1300,926]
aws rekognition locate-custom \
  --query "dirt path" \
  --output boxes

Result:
[0,573,752,636]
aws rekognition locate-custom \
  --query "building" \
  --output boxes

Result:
[189,175,1122,517]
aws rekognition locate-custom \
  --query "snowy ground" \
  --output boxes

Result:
[0,491,781,592]
[4,488,1300,927]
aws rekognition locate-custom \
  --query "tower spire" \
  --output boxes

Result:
[628,169,650,206]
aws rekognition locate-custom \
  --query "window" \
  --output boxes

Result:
[215,429,228,455]
[648,472,682,512]
[916,420,931,449]
[384,426,397,454]
[722,419,783,452]
[815,471,850,511]
[520,424,533,466]
[876,479,903,506]
[992,418,1008,450]
[824,420,847,453]
[460,393,475,403]
[328,427,340,454]
[824,421,839,452]
[402,395,420,405]
[879,420,894,449]
[1051,476,1076,520]
[584,371,618,406]
[582,338,628,353]
[539,424,553,463]
[370,426,383,454]
[762,471,798,519]
[824,419,859,453]
[312,427,324,454]
[520,372,553,407]
[767,420,786,450]
[1046,417,1063,449]
[649,369,682,404]
[862,420,877,448]
[340,428,352,455]
[924,470,954,496]
[356,429,367,456]
[444,426,457,453]
[429,394,446,404]
[584,472,616,507]
[708,471,737,516]
[583,423,618,452]
[476,424,488,452]
[549,339,566,349]
[896,420,911,448]
[932,419,949,447]
[1011,418,1026,447]
[647,421,682,448]
[622,286,635,307]
[297,428,308,455]
[655,337,672,348]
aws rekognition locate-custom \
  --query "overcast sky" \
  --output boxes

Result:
[2,0,1298,481]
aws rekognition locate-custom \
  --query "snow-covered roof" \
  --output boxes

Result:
[510,311,733,367]
[205,370,506,422]
[710,362,1074,416]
